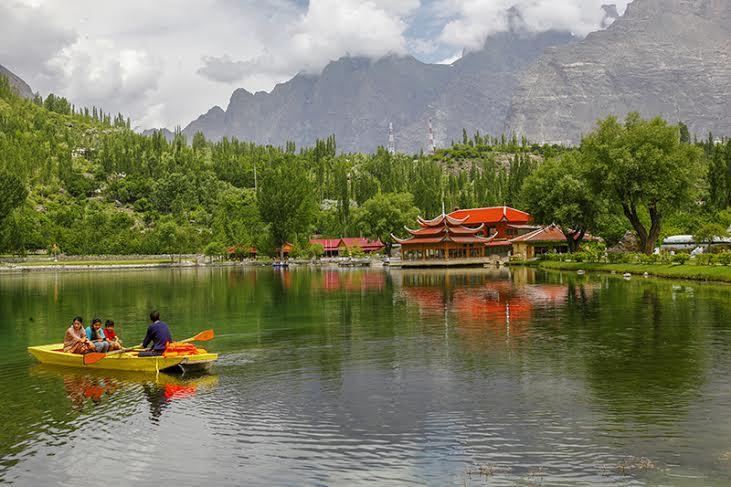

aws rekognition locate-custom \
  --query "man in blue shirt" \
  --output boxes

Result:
[138,310,173,357]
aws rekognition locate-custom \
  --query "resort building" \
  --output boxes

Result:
[391,212,494,267]
[309,237,385,257]
[392,208,600,266]
[510,224,601,260]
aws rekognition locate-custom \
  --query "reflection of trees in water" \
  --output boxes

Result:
[569,278,710,425]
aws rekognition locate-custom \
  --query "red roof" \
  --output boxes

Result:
[510,224,601,243]
[485,240,513,247]
[310,238,385,252]
[418,214,469,227]
[339,237,385,251]
[393,212,492,246]
[309,239,343,251]
[448,206,531,225]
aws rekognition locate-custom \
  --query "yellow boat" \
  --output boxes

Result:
[27,343,218,373]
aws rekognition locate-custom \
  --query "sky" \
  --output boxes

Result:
[1,0,630,131]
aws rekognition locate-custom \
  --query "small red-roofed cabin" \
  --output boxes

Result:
[309,238,342,257]
[309,238,385,257]
[339,237,385,255]
[510,224,602,259]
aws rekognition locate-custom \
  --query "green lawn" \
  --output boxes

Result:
[538,261,731,283]
[2,258,178,267]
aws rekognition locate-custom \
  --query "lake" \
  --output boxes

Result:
[1,266,730,485]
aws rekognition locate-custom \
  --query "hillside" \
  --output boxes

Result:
[506,0,731,144]
[0,74,547,256]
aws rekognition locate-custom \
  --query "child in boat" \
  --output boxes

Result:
[104,320,122,351]
[85,318,110,353]
[63,316,95,354]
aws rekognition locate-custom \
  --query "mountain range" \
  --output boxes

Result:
[178,0,730,151]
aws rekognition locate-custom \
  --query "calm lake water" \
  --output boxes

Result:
[1,266,731,485]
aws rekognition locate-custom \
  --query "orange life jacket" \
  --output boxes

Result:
[162,342,203,357]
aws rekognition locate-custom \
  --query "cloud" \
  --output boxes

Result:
[0,1,76,76]
[4,0,632,131]
[45,38,162,111]
[435,52,462,65]
[197,55,249,83]
[197,0,415,83]
[438,0,631,50]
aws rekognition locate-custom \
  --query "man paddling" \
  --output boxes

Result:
[138,310,172,357]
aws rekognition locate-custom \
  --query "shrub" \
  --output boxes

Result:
[695,254,713,266]
[715,252,731,266]
[671,253,690,265]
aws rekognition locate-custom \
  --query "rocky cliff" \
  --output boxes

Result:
[0,64,33,99]
[183,30,574,153]
[506,0,731,144]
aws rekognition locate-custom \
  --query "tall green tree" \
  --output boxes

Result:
[354,192,419,254]
[0,171,28,225]
[258,154,317,259]
[582,113,703,254]
[521,154,601,252]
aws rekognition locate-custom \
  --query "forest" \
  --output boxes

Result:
[1,74,730,257]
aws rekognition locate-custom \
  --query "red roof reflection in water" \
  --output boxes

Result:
[315,270,385,292]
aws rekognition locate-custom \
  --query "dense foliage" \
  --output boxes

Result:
[0,74,729,256]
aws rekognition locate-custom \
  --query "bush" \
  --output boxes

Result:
[672,253,690,265]
[715,252,731,266]
[694,254,713,266]
[203,241,226,260]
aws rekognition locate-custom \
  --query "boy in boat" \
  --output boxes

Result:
[138,310,172,357]
[63,316,95,354]
[86,318,110,353]
[104,320,122,351]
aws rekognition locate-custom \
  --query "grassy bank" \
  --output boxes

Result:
[538,261,731,283]
[13,259,177,266]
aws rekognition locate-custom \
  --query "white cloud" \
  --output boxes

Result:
[45,38,162,116]
[3,0,630,130]
[436,52,462,65]
[438,0,631,50]
[0,1,75,75]
[197,0,415,83]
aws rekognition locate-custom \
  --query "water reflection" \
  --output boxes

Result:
[31,365,218,417]
[2,268,731,484]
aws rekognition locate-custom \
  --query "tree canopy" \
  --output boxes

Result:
[521,153,601,252]
[581,113,704,254]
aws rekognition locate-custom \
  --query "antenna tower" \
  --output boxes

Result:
[388,122,395,155]
[427,119,435,155]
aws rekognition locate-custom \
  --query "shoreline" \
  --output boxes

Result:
[0,258,384,274]
[534,261,731,284]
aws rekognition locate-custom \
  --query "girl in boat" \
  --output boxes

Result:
[85,318,110,353]
[63,316,95,354]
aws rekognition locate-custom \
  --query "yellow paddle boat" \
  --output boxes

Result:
[27,343,218,373]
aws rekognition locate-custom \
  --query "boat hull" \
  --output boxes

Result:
[28,344,218,373]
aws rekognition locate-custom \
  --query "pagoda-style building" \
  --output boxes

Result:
[391,213,494,267]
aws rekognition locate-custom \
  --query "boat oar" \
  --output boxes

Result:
[83,346,133,365]
[83,329,215,366]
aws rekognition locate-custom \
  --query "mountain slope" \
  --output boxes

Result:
[183,30,574,153]
[0,64,33,99]
[506,0,731,144]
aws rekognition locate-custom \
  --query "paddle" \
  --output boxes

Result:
[83,329,215,365]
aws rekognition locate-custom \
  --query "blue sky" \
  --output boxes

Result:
[2,0,629,129]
